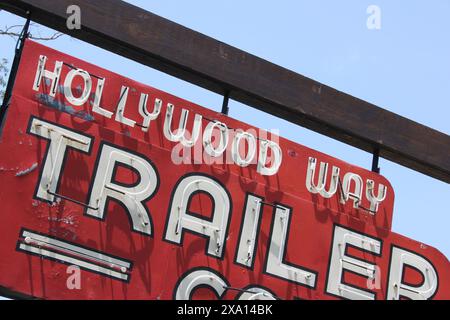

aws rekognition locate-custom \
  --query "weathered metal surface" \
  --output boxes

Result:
[0,40,448,300]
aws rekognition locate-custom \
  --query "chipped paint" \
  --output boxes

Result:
[47,215,77,226]
[35,93,95,121]
[15,162,38,177]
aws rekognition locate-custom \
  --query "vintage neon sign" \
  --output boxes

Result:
[32,54,283,177]
[0,40,448,300]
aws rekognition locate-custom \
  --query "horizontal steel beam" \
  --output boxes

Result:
[1,0,449,183]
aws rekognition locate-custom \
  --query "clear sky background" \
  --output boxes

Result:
[0,0,448,266]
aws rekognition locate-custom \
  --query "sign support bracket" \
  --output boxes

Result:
[221,90,230,115]
[371,148,380,174]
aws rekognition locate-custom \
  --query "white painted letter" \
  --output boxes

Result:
[86,143,158,236]
[164,175,231,258]
[326,225,381,300]
[341,173,363,208]
[138,94,161,132]
[28,117,92,203]
[265,205,316,287]
[33,55,63,97]
[92,77,113,119]
[203,120,229,157]
[175,268,227,300]
[235,194,263,268]
[164,104,202,147]
[114,86,136,127]
[387,246,438,300]
[63,68,92,106]
[257,140,282,176]
[365,180,387,213]
[305,157,340,198]
[231,131,257,167]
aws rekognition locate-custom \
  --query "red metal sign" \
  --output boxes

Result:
[0,40,448,300]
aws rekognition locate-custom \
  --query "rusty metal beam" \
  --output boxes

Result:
[1,0,449,183]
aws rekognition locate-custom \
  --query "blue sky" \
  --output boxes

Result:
[0,0,448,263]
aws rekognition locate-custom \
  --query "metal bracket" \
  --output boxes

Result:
[220,90,230,115]
[371,147,380,173]
[257,200,286,211]
[46,190,99,210]
[222,285,278,299]
[62,61,103,80]
[337,177,377,215]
